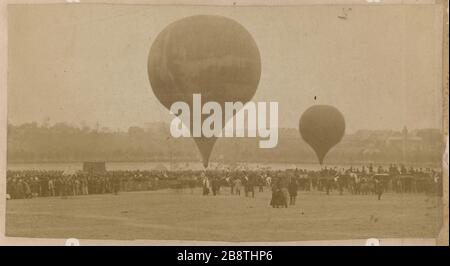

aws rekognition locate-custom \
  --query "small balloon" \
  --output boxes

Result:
[299,105,345,165]
[148,15,261,168]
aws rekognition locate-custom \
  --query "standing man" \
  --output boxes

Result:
[288,178,298,205]
[229,177,235,195]
[246,173,255,198]
[211,177,219,196]
[374,176,383,200]
[201,171,209,196]
[258,173,265,193]
[233,177,242,196]
[279,173,290,206]
[48,178,55,197]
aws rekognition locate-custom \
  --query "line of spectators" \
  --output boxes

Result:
[6,163,442,200]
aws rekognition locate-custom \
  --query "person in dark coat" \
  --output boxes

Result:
[247,175,255,198]
[270,178,288,208]
[288,178,298,205]
[374,177,383,200]
[211,178,219,196]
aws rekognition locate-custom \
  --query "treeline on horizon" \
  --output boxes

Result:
[6,121,444,165]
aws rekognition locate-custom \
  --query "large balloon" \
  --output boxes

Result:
[299,105,345,165]
[148,15,261,168]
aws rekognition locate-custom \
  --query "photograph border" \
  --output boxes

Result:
[0,0,447,246]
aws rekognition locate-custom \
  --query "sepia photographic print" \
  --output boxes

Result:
[0,0,448,246]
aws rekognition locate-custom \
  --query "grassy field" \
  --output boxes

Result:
[5,188,442,242]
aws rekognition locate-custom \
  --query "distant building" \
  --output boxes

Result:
[83,162,106,173]
[144,122,169,136]
[385,126,424,151]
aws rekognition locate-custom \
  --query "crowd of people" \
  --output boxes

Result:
[199,164,442,206]
[6,164,443,204]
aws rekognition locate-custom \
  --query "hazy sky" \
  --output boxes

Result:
[7,4,443,133]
